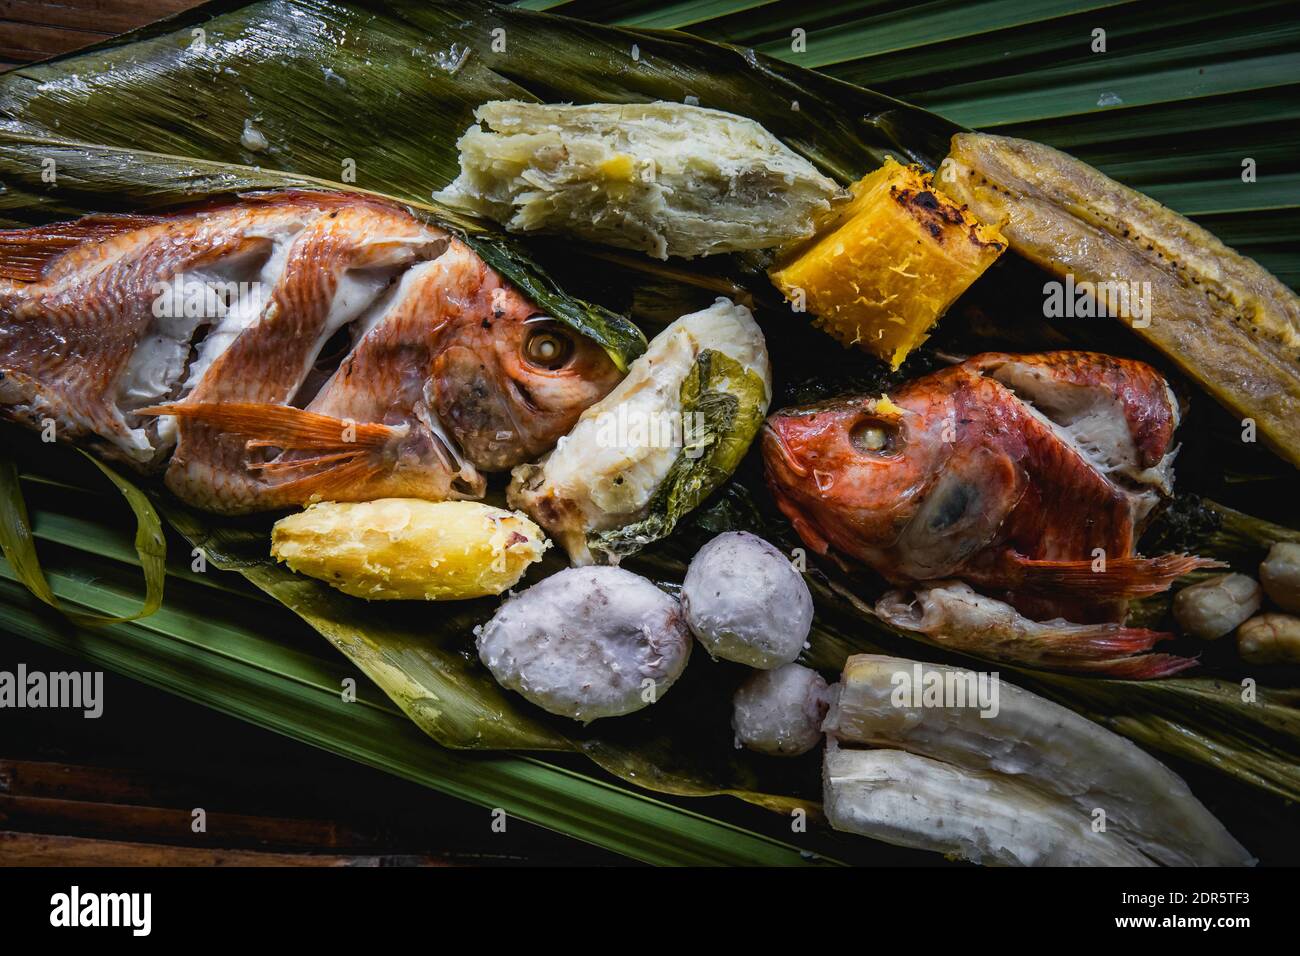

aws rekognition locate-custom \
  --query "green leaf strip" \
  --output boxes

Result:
[0,454,164,625]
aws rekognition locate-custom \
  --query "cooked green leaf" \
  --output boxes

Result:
[591,349,768,558]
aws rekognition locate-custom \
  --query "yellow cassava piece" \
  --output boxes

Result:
[271,499,548,601]
[769,157,1005,368]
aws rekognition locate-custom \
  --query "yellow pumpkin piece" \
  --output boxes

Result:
[271,499,548,601]
[769,157,1005,369]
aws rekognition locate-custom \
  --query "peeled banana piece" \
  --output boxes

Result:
[824,655,1253,866]
[824,745,1154,867]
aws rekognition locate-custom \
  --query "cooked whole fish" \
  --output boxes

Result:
[763,351,1218,629]
[0,191,621,514]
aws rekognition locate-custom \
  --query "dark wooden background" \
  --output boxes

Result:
[0,1,198,69]
[0,0,626,867]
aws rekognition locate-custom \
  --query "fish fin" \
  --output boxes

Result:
[0,215,166,281]
[138,402,402,452]
[1010,552,1224,600]
[245,450,361,473]
[138,403,402,500]
[1030,624,1170,660]
[1025,624,1199,677]
[1064,652,1199,680]
[272,454,388,502]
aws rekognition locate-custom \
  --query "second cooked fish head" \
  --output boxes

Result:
[762,394,945,569]
[761,375,1023,581]
[429,257,623,471]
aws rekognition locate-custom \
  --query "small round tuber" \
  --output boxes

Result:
[1259,542,1300,614]
[681,531,813,668]
[1171,573,1261,640]
[732,663,830,757]
[476,566,691,722]
[1237,613,1300,665]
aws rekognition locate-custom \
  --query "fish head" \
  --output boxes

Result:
[762,393,944,560]
[764,369,1032,579]
[432,306,623,472]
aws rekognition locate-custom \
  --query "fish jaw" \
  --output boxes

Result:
[762,423,833,558]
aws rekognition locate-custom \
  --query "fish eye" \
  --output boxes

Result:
[523,328,574,370]
[850,418,900,456]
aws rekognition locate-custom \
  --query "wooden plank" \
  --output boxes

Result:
[0,794,380,850]
[0,0,198,35]
[0,760,441,851]
[0,830,447,866]
[1,757,256,807]
[1,759,168,805]
[0,0,203,68]
[0,20,108,60]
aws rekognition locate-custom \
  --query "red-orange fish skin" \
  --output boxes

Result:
[0,191,622,515]
[763,351,1183,622]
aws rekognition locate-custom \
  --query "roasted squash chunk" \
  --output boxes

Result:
[769,157,1005,368]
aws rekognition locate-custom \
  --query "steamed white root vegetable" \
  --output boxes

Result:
[476,566,691,721]
[825,654,1253,866]
[1259,542,1300,613]
[824,745,1155,867]
[1237,613,1300,664]
[1172,573,1262,639]
[271,499,547,600]
[436,100,844,260]
[509,298,771,565]
[732,663,829,756]
[683,532,813,668]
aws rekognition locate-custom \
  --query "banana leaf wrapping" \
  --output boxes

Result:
[0,0,1298,861]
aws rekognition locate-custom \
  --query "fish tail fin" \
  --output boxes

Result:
[966,618,1197,678]
[1012,553,1224,600]
[1037,624,1169,659]
[0,215,166,281]
[138,402,403,496]
[1068,652,1200,680]
[1030,624,1199,677]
